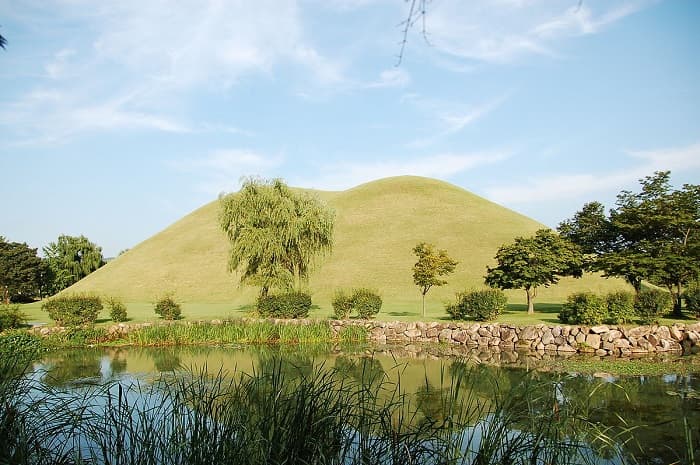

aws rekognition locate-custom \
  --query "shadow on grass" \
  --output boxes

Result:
[503,303,563,324]
[387,311,416,317]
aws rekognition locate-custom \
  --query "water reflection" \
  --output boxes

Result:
[28,345,700,464]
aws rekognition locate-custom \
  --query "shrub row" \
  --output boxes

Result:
[559,289,672,325]
[446,289,507,321]
[332,288,382,319]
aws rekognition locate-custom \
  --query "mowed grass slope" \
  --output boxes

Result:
[65,176,629,320]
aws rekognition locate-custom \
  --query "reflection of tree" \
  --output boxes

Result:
[109,355,127,376]
[334,356,385,388]
[42,349,102,387]
[152,348,181,372]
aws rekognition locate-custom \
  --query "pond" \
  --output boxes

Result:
[7,344,700,465]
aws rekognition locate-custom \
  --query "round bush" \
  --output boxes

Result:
[605,291,636,325]
[108,297,128,322]
[332,290,353,319]
[634,289,671,324]
[256,291,312,319]
[559,293,607,325]
[42,294,103,327]
[0,303,27,331]
[351,288,382,319]
[447,289,507,321]
[683,286,700,317]
[154,295,182,320]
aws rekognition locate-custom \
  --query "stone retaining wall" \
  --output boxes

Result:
[329,321,700,356]
[32,319,700,356]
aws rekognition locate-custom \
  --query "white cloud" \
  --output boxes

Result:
[45,49,76,79]
[2,1,344,144]
[485,142,700,204]
[172,149,285,196]
[365,68,411,88]
[302,151,511,190]
[404,93,508,147]
[420,0,650,63]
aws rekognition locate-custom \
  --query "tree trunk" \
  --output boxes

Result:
[672,283,683,317]
[3,286,8,305]
[422,293,426,318]
[526,288,535,314]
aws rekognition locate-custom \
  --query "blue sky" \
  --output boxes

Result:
[1,0,699,257]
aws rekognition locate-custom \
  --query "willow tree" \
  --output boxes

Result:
[219,178,334,296]
[43,235,105,293]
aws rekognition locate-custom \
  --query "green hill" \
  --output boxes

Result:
[66,176,628,314]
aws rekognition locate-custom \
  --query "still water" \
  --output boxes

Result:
[25,344,700,464]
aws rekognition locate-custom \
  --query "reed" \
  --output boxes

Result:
[1,353,672,465]
[125,319,366,346]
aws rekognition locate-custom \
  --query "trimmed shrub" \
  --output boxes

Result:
[447,289,507,321]
[107,297,128,322]
[154,295,182,320]
[635,289,672,324]
[0,303,27,331]
[558,292,607,325]
[351,288,382,319]
[683,286,700,317]
[257,291,312,319]
[42,294,102,326]
[605,291,636,325]
[332,290,354,319]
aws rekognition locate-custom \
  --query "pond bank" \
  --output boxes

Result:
[30,318,700,356]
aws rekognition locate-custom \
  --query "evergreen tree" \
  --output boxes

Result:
[0,237,42,303]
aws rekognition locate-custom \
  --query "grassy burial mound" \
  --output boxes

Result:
[65,176,627,312]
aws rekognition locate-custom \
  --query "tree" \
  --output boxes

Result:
[43,235,105,293]
[219,177,335,297]
[485,229,583,314]
[0,237,42,303]
[412,242,458,317]
[559,171,700,316]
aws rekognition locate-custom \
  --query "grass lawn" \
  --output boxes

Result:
[21,299,697,328]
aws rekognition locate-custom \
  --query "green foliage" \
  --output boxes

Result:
[559,171,700,316]
[485,229,584,314]
[0,304,27,331]
[41,294,102,326]
[256,291,312,319]
[154,295,182,320]
[43,235,105,294]
[331,289,353,319]
[107,297,128,322]
[331,288,382,319]
[0,237,43,303]
[0,330,41,362]
[446,288,507,321]
[683,285,700,317]
[412,242,457,316]
[349,288,382,319]
[558,292,607,325]
[605,291,636,324]
[219,177,335,296]
[634,289,672,324]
